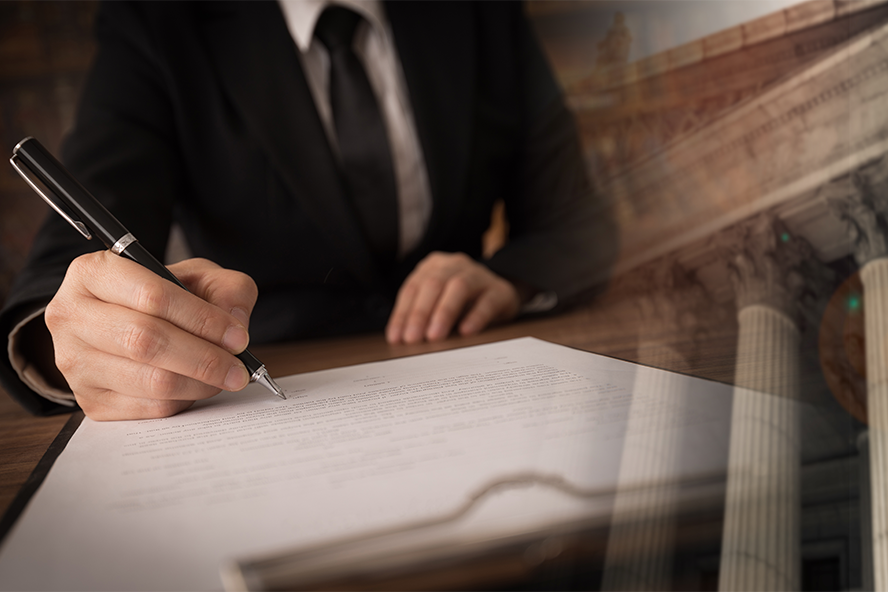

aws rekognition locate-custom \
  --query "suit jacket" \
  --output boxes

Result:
[0,1,617,415]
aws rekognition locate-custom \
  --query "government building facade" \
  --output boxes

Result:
[529,0,888,589]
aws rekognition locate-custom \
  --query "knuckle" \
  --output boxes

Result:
[134,281,171,318]
[417,251,446,270]
[54,349,78,375]
[424,276,446,293]
[190,257,213,268]
[448,274,471,293]
[123,320,166,364]
[452,252,471,264]
[66,253,93,279]
[233,271,259,303]
[193,309,219,340]
[44,299,64,331]
[147,366,182,399]
[192,351,224,385]
[66,252,106,288]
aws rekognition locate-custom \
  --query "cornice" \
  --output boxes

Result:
[571,0,888,93]
[605,17,888,190]
[703,57,888,167]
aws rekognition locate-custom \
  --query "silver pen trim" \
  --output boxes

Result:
[13,136,34,153]
[111,232,138,255]
[251,365,287,400]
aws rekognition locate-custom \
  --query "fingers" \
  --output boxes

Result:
[457,282,520,337]
[45,252,258,421]
[65,254,254,354]
[63,296,250,393]
[79,391,195,422]
[62,345,214,420]
[168,258,258,330]
[386,252,520,345]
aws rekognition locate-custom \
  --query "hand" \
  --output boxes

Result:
[44,253,258,421]
[386,252,520,345]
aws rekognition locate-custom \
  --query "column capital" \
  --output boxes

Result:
[823,157,888,266]
[717,213,828,320]
[615,258,718,369]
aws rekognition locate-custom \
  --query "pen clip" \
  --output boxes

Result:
[9,153,92,240]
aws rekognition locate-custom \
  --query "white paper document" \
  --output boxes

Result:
[0,338,733,591]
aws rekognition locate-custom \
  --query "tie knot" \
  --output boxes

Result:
[314,6,362,52]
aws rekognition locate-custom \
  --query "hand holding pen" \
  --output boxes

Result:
[10,138,285,421]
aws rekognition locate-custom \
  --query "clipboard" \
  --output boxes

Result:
[222,470,726,591]
[222,473,612,591]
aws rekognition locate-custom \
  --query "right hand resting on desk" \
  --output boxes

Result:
[44,253,258,421]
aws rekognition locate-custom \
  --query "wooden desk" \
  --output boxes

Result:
[0,301,737,527]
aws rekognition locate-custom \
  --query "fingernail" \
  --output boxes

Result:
[460,320,479,336]
[223,325,249,352]
[230,307,250,327]
[225,365,249,391]
[403,326,420,344]
[426,322,444,341]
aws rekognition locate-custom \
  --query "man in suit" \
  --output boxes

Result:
[0,1,616,420]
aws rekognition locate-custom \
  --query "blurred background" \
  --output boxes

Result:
[0,0,97,308]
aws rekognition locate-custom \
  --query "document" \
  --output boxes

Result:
[0,338,733,591]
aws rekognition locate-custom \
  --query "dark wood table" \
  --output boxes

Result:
[0,299,738,525]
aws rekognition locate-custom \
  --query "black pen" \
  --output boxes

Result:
[10,137,286,400]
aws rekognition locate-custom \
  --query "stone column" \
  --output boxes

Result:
[862,258,888,591]
[858,431,875,592]
[825,161,888,591]
[602,261,707,590]
[717,215,819,592]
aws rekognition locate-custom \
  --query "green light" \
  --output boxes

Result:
[847,294,861,312]
[780,232,790,243]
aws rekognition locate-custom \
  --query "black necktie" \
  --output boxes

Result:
[315,6,399,263]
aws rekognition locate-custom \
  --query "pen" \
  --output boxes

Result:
[9,137,286,401]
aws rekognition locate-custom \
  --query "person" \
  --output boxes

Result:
[0,0,616,421]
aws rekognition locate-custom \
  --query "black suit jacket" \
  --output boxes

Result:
[0,1,617,415]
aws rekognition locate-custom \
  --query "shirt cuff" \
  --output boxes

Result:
[8,306,76,407]
[520,291,558,315]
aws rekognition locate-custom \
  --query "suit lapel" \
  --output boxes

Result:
[385,2,476,262]
[197,1,378,286]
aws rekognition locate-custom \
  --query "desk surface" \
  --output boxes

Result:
[1,302,731,521]
[4,301,858,590]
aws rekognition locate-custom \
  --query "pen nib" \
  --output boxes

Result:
[271,380,287,400]
[253,368,287,400]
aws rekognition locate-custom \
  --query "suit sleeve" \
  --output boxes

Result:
[0,1,182,415]
[485,7,618,310]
